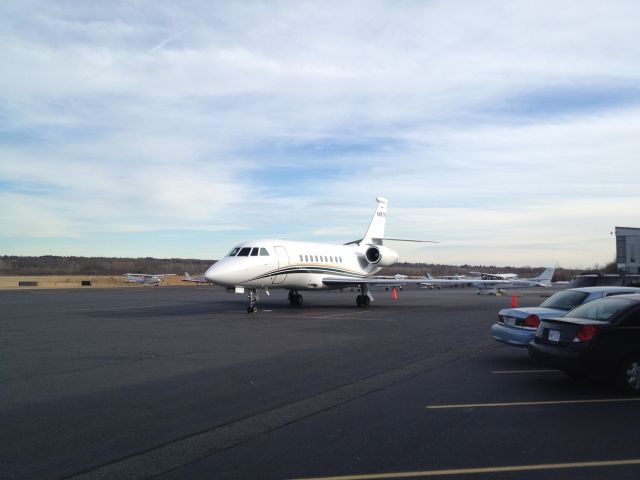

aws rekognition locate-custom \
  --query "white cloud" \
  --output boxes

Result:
[1,0,640,266]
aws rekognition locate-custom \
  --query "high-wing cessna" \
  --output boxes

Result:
[201,197,515,313]
[470,271,519,280]
[421,268,555,295]
[125,273,175,286]
[472,267,555,294]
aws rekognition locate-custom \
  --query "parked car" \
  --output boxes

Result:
[527,294,640,393]
[491,286,640,347]
[569,273,640,288]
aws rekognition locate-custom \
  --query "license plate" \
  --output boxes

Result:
[548,329,561,342]
[503,316,517,326]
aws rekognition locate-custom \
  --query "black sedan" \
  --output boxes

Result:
[528,294,640,393]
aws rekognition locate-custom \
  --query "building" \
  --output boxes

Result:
[616,227,640,274]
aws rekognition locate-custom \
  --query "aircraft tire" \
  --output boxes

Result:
[294,294,303,307]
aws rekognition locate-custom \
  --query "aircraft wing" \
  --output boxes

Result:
[322,276,420,288]
[125,273,173,279]
[322,276,510,288]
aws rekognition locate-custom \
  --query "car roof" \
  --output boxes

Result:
[597,293,640,302]
[567,286,640,293]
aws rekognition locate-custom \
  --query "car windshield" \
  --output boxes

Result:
[564,297,633,321]
[539,290,589,310]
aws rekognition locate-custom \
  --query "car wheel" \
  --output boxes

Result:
[617,356,640,394]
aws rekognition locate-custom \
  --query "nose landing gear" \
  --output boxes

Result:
[247,288,259,314]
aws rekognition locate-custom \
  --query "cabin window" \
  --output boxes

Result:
[250,247,259,256]
[237,247,251,256]
[305,255,308,261]
[330,256,334,262]
[315,255,319,262]
[227,248,240,257]
[299,255,303,261]
[259,248,269,256]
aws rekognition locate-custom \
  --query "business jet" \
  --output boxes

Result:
[125,273,175,286]
[201,197,509,313]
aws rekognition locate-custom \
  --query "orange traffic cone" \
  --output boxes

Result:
[392,287,398,300]
[511,292,518,308]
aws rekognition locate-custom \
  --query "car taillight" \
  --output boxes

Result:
[572,325,599,343]
[524,314,540,328]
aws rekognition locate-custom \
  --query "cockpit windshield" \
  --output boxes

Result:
[227,246,270,257]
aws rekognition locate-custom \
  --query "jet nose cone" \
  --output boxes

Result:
[204,263,223,285]
[204,261,236,287]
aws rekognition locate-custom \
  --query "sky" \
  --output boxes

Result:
[1,0,639,268]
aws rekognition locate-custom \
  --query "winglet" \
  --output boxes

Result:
[361,197,388,245]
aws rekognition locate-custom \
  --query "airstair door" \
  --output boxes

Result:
[272,246,289,284]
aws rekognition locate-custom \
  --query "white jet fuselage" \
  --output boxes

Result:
[204,239,396,290]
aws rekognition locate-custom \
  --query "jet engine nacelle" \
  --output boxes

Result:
[365,245,399,267]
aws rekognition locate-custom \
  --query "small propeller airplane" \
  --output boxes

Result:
[183,272,207,283]
[124,273,175,286]
[421,268,555,295]
[198,197,522,313]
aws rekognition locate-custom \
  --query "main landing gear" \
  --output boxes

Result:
[288,290,303,307]
[356,285,372,308]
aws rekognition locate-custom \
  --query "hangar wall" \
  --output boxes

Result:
[616,226,640,274]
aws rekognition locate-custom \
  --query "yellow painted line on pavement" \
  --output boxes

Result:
[290,458,640,480]
[427,397,640,409]
[491,369,561,374]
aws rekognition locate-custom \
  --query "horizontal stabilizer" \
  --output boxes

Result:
[375,238,439,243]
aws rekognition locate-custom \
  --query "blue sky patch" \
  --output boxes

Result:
[493,84,640,119]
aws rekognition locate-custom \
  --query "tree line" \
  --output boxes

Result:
[0,255,586,281]
[0,256,215,276]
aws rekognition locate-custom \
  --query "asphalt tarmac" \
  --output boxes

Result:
[2,285,640,480]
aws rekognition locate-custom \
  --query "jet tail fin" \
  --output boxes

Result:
[361,197,388,245]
